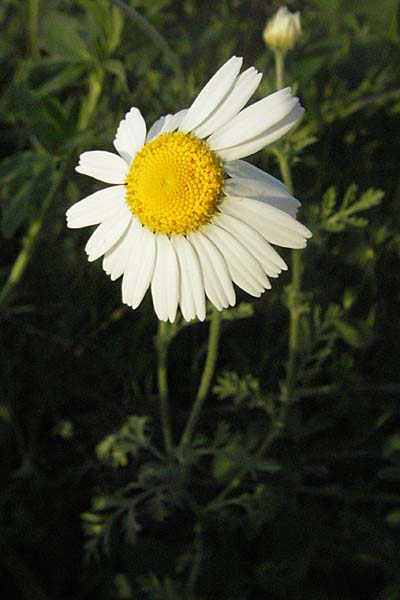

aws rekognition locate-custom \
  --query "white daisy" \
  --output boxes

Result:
[67,56,311,323]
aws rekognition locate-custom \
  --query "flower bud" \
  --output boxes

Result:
[263,6,302,52]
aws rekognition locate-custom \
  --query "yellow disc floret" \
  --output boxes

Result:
[125,131,224,236]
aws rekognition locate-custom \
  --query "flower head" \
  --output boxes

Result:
[263,7,302,52]
[67,56,311,322]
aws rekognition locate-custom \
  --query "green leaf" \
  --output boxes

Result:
[104,59,128,91]
[0,151,55,238]
[41,12,91,62]
[36,63,88,97]
[123,508,141,546]
[220,302,255,320]
[335,318,374,349]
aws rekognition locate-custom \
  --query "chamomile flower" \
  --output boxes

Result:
[263,7,302,52]
[67,56,311,322]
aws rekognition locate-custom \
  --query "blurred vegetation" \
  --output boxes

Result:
[1,0,400,598]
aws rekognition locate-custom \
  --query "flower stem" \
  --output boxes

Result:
[274,50,285,90]
[274,49,302,402]
[0,165,65,308]
[156,320,173,454]
[179,308,222,453]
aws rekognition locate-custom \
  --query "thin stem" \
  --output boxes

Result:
[209,425,282,511]
[0,165,65,308]
[186,522,204,594]
[111,0,184,87]
[208,49,302,509]
[179,308,222,453]
[78,69,104,132]
[285,249,302,398]
[156,321,173,454]
[274,50,285,90]
[277,151,293,195]
[274,50,302,402]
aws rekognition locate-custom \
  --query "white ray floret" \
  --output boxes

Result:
[172,236,206,322]
[113,107,147,164]
[188,232,236,311]
[151,236,180,322]
[194,68,263,139]
[103,218,141,281]
[179,56,243,133]
[85,205,132,262]
[203,223,270,296]
[208,87,296,149]
[66,185,126,229]
[122,226,157,310]
[75,151,128,184]
[67,55,311,321]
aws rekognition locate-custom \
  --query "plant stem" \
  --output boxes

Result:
[0,165,65,308]
[186,522,204,594]
[156,321,173,454]
[208,424,282,511]
[179,308,222,453]
[111,0,184,87]
[78,69,104,132]
[209,49,303,508]
[274,49,302,402]
[274,50,285,90]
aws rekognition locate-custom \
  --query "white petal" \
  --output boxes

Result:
[204,223,270,297]
[85,205,132,262]
[213,210,287,276]
[187,231,235,311]
[221,196,310,249]
[151,235,180,322]
[103,217,141,281]
[66,185,126,229]
[225,160,287,194]
[122,226,157,308]
[208,87,297,149]
[193,68,262,139]
[217,104,304,161]
[113,107,146,164]
[224,176,300,217]
[172,235,206,322]
[146,114,173,143]
[179,56,243,133]
[75,151,128,184]
[146,109,188,142]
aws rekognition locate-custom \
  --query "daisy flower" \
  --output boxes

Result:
[67,56,311,322]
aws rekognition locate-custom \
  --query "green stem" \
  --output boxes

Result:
[111,0,184,87]
[0,165,65,308]
[186,522,204,594]
[208,424,282,511]
[156,321,173,454]
[27,0,40,59]
[78,69,104,132]
[274,50,302,402]
[274,49,285,90]
[208,48,302,509]
[179,308,222,453]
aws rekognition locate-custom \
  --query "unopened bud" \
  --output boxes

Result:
[263,6,302,52]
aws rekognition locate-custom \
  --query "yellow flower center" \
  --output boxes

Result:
[125,132,224,236]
